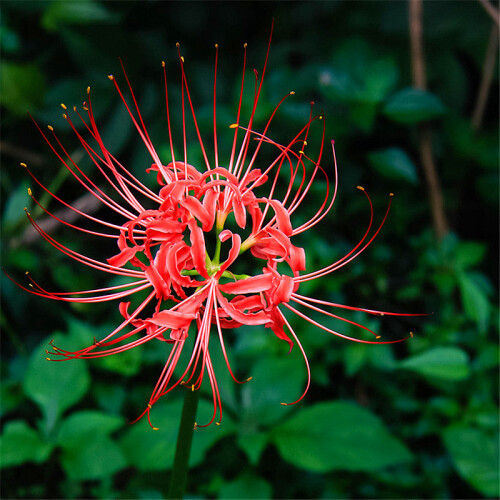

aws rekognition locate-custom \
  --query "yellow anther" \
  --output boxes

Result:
[176,42,180,48]
[410,332,414,338]
[181,56,185,63]
[193,422,198,430]
[319,115,323,120]
[87,86,90,94]
[280,403,288,406]
[246,377,253,382]
[25,271,29,275]
[60,103,67,110]
[162,61,165,67]
[47,125,54,131]
[83,107,88,111]
[73,106,77,112]
[147,404,152,408]
[290,91,295,95]
[27,188,32,196]
[390,193,394,197]
[298,150,304,155]
[28,283,33,287]
[20,162,27,168]
[229,123,239,129]
[215,43,218,48]
[152,427,159,431]
[376,335,381,339]
[357,185,365,191]
[45,349,49,354]
[108,75,114,81]
[244,42,248,48]
[380,312,385,316]
[215,422,220,426]
[46,357,51,361]
[62,113,67,119]
[191,384,194,392]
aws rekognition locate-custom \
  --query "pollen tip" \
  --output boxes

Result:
[215,43,218,48]
[280,402,288,406]
[215,422,221,426]
[28,283,33,287]
[290,91,295,95]
[410,331,414,338]
[47,125,54,131]
[191,384,194,392]
[357,185,365,191]
[246,376,253,382]
[319,115,323,120]
[45,357,51,361]
[20,162,27,168]
[60,103,67,110]
[380,312,384,316]
[162,61,165,67]
[86,86,90,94]
[376,335,381,339]
[152,427,159,431]
[147,403,152,409]
[27,187,32,196]
[303,140,308,146]
[298,150,304,155]
[181,56,185,63]
[25,271,29,275]
[62,114,67,119]
[176,42,180,48]
[229,123,239,129]
[390,192,394,197]
[193,422,198,430]
[73,106,77,112]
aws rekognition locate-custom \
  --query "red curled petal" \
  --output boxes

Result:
[187,219,209,278]
[216,289,270,325]
[218,273,273,294]
[147,309,197,329]
[181,196,213,231]
[267,199,293,235]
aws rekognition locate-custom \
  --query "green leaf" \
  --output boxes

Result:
[384,88,445,123]
[2,181,31,230]
[218,472,272,499]
[455,241,487,269]
[24,335,90,426]
[119,399,235,471]
[0,62,47,115]
[344,342,368,376]
[61,436,127,480]
[458,271,490,332]
[399,346,470,381]
[271,401,413,472]
[237,431,269,465]
[0,421,53,467]
[367,148,419,184]
[443,427,499,498]
[55,410,127,480]
[42,0,117,31]
[240,353,307,427]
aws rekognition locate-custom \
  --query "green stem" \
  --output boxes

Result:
[167,386,200,499]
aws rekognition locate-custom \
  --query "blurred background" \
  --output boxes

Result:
[1,1,498,499]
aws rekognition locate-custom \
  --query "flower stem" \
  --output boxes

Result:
[167,385,200,499]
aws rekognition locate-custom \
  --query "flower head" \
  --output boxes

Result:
[12,26,422,428]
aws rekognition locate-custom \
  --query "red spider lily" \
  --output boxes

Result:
[11,26,423,429]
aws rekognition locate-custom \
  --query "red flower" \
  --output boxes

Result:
[13,27,422,428]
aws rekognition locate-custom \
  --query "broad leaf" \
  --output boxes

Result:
[384,88,445,123]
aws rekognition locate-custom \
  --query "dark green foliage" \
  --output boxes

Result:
[1,1,498,499]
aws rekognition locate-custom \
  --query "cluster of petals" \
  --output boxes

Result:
[13,26,422,428]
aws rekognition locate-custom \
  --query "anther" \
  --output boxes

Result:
[108,75,114,81]
[181,56,185,63]
[62,114,67,120]
[357,186,365,191]
[229,123,239,129]
[193,422,198,430]
[153,427,159,431]
[319,116,323,120]
[290,91,295,95]
[246,377,253,382]
[60,103,67,110]
[410,332,414,338]
[47,125,54,131]
[298,150,304,155]
[147,404,152,408]
[244,42,248,48]
[86,86,90,94]
[303,140,308,146]
[280,403,288,406]
[162,61,165,67]
[20,162,27,168]
[27,188,32,196]
[215,43,218,48]
[376,335,381,339]
[176,42,180,48]
[380,312,384,316]
[73,106,77,112]
[215,422,220,426]
[46,357,51,361]
[390,193,394,197]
